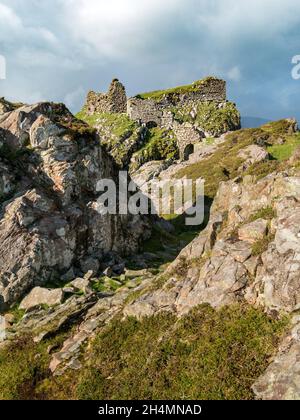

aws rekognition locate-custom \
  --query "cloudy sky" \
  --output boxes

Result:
[0,0,300,122]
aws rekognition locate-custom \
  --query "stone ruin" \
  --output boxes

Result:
[84,77,233,161]
[173,122,205,160]
[127,77,226,127]
[85,78,127,115]
[126,77,227,160]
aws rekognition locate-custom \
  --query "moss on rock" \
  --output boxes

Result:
[130,127,179,171]
[135,77,221,101]
[76,110,143,167]
[173,101,241,137]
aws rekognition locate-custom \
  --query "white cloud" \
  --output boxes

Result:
[227,66,242,82]
[65,0,184,59]
[0,3,21,30]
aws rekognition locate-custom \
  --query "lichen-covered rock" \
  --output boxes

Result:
[238,145,269,171]
[20,287,64,310]
[124,171,300,318]
[253,319,300,400]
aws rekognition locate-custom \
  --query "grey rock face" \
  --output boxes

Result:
[123,169,300,399]
[238,144,269,171]
[0,102,151,308]
[126,173,300,317]
[238,219,268,244]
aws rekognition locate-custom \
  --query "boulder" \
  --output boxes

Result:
[70,278,91,294]
[238,144,269,171]
[20,287,65,310]
[253,321,300,400]
[80,257,100,276]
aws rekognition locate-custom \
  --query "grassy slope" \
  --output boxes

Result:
[130,127,179,171]
[0,304,289,400]
[76,111,179,168]
[76,111,139,166]
[174,120,300,199]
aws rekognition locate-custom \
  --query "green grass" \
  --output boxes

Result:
[248,207,276,223]
[76,110,141,167]
[173,101,241,137]
[135,77,219,101]
[243,160,280,180]
[92,277,124,293]
[7,306,26,324]
[76,111,136,138]
[75,304,289,400]
[174,121,298,199]
[251,233,275,256]
[131,127,179,171]
[0,332,73,400]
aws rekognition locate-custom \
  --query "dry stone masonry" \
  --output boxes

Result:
[85,79,127,114]
[82,77,240,163]
[127,77,226,126]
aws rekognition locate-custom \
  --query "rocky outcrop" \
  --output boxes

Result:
[252,315,300,399]
[125,172,300,316]
[0,102,151,310]
[238,145,269,171]
[0,98,23,116]
[122,167,300,399]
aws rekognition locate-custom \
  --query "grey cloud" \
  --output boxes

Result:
[0,0,299,121]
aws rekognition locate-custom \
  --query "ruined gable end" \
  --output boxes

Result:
[85,79,127,115]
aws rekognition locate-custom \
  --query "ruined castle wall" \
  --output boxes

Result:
[127,78,226,126]
[127,98,164,126]
[173,122,205,160]
[85,79,127,115]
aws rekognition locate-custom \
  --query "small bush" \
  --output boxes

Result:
[248,207,276,222]
[252,233,275,256]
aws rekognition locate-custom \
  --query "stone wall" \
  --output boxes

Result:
[127,98,163,126]
[127,78,226,126]
[173,122,204,160]
[85,79,127,115]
